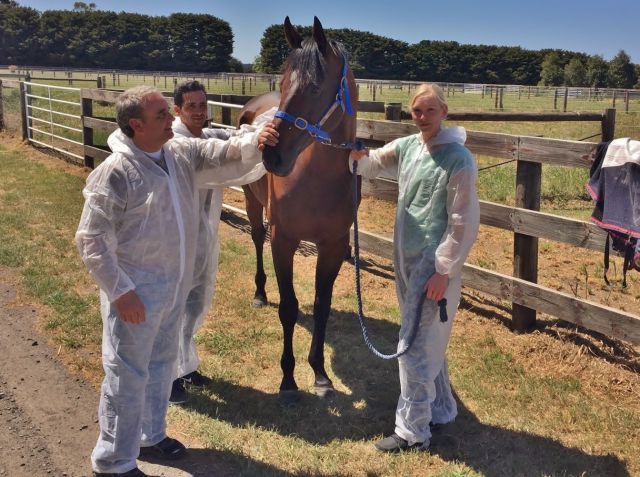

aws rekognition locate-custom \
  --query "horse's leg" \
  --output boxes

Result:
[242,184,268,307]
[271,228,301,404]
[309,234,350,398]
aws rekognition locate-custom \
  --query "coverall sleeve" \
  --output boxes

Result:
[190,127,263,188]
[434,165,480,277]
[201,128,234,140]
[75,167,135,303]
[351,139,400,179]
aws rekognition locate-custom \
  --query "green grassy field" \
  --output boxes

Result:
[1,133,639,476]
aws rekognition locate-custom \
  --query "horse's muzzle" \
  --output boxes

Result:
[262,147,296,177]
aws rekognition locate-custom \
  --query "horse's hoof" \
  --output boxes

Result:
[278,389,301,406]
[312,384,336,399]
[252,296,268,308]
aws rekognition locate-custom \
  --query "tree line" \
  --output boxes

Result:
[1,2,638,87]
[0,3,236,72]
[256,24,639,88]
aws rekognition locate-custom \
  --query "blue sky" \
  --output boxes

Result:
[17,0,640,64]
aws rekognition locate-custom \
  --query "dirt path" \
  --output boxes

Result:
[0,270,225,477]
[0,272,96,476]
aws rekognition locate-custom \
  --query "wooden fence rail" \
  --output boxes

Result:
[4,83,637,345]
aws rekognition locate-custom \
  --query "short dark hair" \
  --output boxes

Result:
[173,80,207,107]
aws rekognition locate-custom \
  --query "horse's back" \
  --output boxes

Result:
[238,92,279,211]
[238,91,280,127]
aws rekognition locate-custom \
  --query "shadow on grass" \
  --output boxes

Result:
[185,305,630,477]
[428,396,629,477]
[139,447,346,477]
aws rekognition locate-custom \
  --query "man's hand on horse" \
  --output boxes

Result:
[114,290,146,324]
[258,123,279,151]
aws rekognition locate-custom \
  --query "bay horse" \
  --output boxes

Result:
[237,16,359,403]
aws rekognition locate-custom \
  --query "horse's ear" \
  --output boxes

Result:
[284,16,302,49]
[312,16,327,55]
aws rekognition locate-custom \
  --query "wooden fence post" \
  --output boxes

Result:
[494,87,499,109]
[601,108,616,142]
[221,94,232,126]
[0,80,4,131]
[612,90,616,107]
[563,87,568,112]
[624,90,629,113]
[96,76,102,88]
[19,81,28,140]
[384,102,402,121]
[553,88,558,110]
[81,91,95,169]
[512,158,541,331]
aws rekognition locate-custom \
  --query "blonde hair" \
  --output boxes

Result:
[409,83,447,109]
[116,86,161,138]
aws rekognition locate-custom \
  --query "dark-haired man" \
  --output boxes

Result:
[169,80,273,403]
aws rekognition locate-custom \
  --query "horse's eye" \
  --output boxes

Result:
[309,86,321,96]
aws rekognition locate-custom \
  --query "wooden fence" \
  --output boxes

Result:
[3,84,638,346]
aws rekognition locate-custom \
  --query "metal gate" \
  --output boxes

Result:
[23,82,84,162]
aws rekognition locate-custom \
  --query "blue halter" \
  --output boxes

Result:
[274,56,360,149]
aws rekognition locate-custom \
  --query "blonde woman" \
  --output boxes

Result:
[351,83,480,452]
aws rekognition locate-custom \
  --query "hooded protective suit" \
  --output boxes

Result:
[77,126,264,474]
[355,126,479,447]
[171,112,272,380]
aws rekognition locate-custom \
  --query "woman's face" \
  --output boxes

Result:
[410,94,448,141]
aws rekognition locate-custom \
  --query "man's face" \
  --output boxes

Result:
[130,93,174,148]
[175,90,208,135]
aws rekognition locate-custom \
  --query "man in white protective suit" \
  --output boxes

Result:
[169,80,273,403]
[76,85,277,477]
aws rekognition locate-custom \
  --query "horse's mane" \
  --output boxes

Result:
[282,39,346,90]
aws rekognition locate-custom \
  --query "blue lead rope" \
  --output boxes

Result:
[351,160,448,360]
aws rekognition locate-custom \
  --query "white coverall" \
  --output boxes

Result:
[354,126,479,447]
[171,113,271,379]
[77,127,265,474]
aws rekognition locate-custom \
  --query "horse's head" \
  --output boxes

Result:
[262,16,357,177]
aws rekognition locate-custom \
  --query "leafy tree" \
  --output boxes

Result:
[73,2,96,12]
[538,52,564,86]
[0,4,40,64]
[607,50,636,88]
[564,58,587,86]
[228,57,244,72]
[257,23,292,74]
[168,13,232,72]
[635,64,640,88]
[586,55,609,87]
[252,55,265,73]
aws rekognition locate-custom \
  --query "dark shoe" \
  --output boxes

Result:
[169,379,187,404]
[374,433,424,453]
[181,370,212,388]
[139,436,187,461]
[94,468,149,476]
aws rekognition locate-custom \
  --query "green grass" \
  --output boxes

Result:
[1,135,639,475]
[2,78,640,474]
[0,146,102,353]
